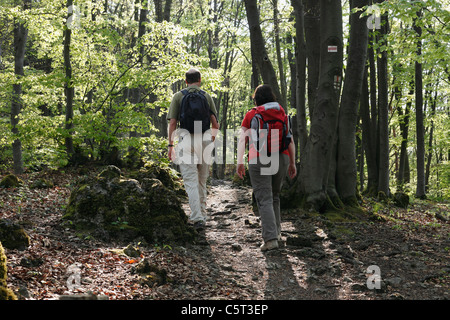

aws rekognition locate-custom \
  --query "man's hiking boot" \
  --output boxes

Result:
[260,239,279,252]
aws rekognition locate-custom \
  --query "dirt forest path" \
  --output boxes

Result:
[184,180,449,300]
[2,170,449,301]
[197,180,324,300]
[191,180,367,300]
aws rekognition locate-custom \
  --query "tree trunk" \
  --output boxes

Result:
[425,89,437,191]
[11,0,31,175]
[286,33,299,155]
[414,8,426,199]
[397,82,412,188]
[376,8,390,197]
[127,0,148,164]
[64,0,75,158]
[365,31,379,194]
[154,0,172,26]
[299,0,343,211]
[336,0,369,205]
[291,0,307,154]
[360,66,378,194]
[244,0,282,104]
[273,0,287,106]
[153,0,170,139]
[304,0,320,118]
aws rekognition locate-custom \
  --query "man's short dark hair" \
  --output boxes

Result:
[186,68,201,84]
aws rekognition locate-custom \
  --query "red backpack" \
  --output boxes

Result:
[250,102,291,155]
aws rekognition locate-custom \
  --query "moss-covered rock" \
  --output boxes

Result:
[0,220,30,250]
[64,165,195,244]
[393,192,409,209]
[0,174,23,188]
[132,259,167,287]
[30,178,54,189]
[0,242,17,300]
[129,162,187,197]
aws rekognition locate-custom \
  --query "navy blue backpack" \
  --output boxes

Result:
[179,89,213,133]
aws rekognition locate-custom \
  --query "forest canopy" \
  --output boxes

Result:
[0,0,449,203]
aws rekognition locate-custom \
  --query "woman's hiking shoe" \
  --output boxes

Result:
[277,234,285,247]
[193,221,205,231]
[260,239,279,251]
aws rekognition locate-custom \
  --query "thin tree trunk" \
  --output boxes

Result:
[397,82,412,188]
[286,33,299,155]
[273,0,287,106]
[367,32,379,194]
[64,0,75,158]
[304,0,320,118]
[127,0,148,164]
[244,0,282,103]
[11,0,31,174]
[425,89,436,192]
[414,8,426,199]
[376,7,390,197]
[291,0,307,154]
[360,66,378,194]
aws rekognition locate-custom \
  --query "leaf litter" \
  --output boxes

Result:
[1,168,448,300]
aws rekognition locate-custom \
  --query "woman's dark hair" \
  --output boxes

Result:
[252,84,277,106]
[186,68,201,84]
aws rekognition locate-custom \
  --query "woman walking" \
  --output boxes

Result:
[236,84,297,251]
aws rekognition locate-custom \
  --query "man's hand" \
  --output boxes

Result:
[168,118,178,162]
[168,146,175,162]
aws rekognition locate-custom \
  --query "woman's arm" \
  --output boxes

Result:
[236,126,248,179]
[287,137,297,179]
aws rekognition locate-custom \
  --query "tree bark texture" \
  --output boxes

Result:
[291,0,307,154]
[299,0,343,211]
[64,0,75,157]
[304,0,320,118]
[336,0,369,204]
[376,10,390,197]
[360,66,378,192]
[397,83,412,188]
[244,0,282,103]
[273,0,287,106]
[11,0,31,174]
[414,8,426,199]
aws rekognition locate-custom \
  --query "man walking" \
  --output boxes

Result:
[167,68,219,231]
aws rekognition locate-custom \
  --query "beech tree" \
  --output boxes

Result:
[11,0,31,174]
[414,6,426,199]
[336,0,369,205]
[376,3,390,198]
[298,0,343,211]
[244,0,283,103]
[63,0,75,159]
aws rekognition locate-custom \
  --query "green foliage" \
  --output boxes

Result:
[0,0,227,169]
[0,0,448,202]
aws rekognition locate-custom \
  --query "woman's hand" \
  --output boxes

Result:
[236,163,246,179]
[288,162,297,179]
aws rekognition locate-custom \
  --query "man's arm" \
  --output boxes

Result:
[210,114,219,141]
[168,118,177,161]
